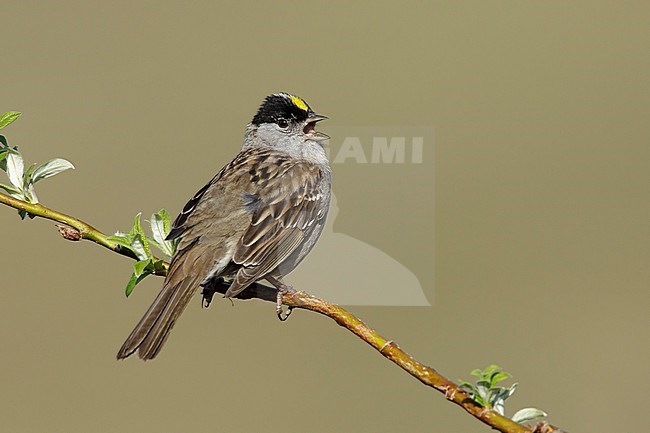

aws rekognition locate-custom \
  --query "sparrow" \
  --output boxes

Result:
[117,93,331,360]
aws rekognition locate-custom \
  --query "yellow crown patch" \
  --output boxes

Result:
[289,95,309,112]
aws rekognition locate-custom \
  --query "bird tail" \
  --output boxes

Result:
[117,263,202,360]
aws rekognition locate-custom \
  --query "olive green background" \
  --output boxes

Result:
[1,1,648,432]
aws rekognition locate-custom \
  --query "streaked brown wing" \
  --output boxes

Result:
[166,147,277,243]
[225,161,327,297]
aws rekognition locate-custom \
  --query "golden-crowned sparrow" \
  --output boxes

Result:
[117,93,331,360]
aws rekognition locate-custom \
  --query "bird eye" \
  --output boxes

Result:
[277,118,289,129]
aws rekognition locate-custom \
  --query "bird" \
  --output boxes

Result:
[117,93,331,360]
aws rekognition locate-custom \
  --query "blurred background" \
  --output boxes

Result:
[1,1,648,432]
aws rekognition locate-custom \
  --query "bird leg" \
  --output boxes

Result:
[200,277,230,308]
[200,284,217,308]
[266,276,295,321]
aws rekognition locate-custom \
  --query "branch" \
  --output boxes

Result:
[0,191,566,433]
[0,192,140,261]
[208,281,567,433]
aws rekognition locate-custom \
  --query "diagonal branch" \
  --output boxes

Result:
[0,192,140,261]
[0,191,566,433]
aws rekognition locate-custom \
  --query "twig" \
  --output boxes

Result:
[0,192,140,261]
[0,191,566,433]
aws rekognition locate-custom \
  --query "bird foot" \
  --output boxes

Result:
[276,286,294,321]
[267,276,295,321]
[201,285,217,308]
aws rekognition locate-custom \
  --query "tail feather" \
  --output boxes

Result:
[117,275,201,360]
[116,279,179,359]
[136,277,198,360]
[117,247,212,360]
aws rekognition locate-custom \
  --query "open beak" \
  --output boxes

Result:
[304,113,330,141]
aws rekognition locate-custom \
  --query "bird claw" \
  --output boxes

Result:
[276,285,295,321]
[277,304,293,321]
[201,285,217,308]
[269,277,296,321]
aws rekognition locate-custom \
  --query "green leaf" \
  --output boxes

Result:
[462,365,519,410]
[5,149,24,189]
[107,232,133,246]
[160,209,172,232]
[109,214,155,260]
[152,259,166,273]
[0,112,21,130]
[129,213,152,260]
[133,259,153,278]
[125,261,154,297]
[458,381,476,393]
[107,233,141,258]
[146,236,164,252]
[473,394,488,407]
[0,135,7,146]
[489,387,513,409]
[150,211,168,246]
[124,273,139,297]
[490,371,511,387]
[23,163,37,183]
[482,365,501,378]
[0,150,8,171]
[23,182,39,204]
[493,399,505,415]
[458,380,474,389]
[131,235,149,260]
[124,272,150,297]
[149,209,175,256]
[0,146,16,171]
[21,163,39,202]
[0,182,22,196]
[511,408,547,424]
[131,212,144,236]
[31,158,75,183]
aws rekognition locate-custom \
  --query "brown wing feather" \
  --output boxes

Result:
[166,147,276,241]
[225,162,327,297]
